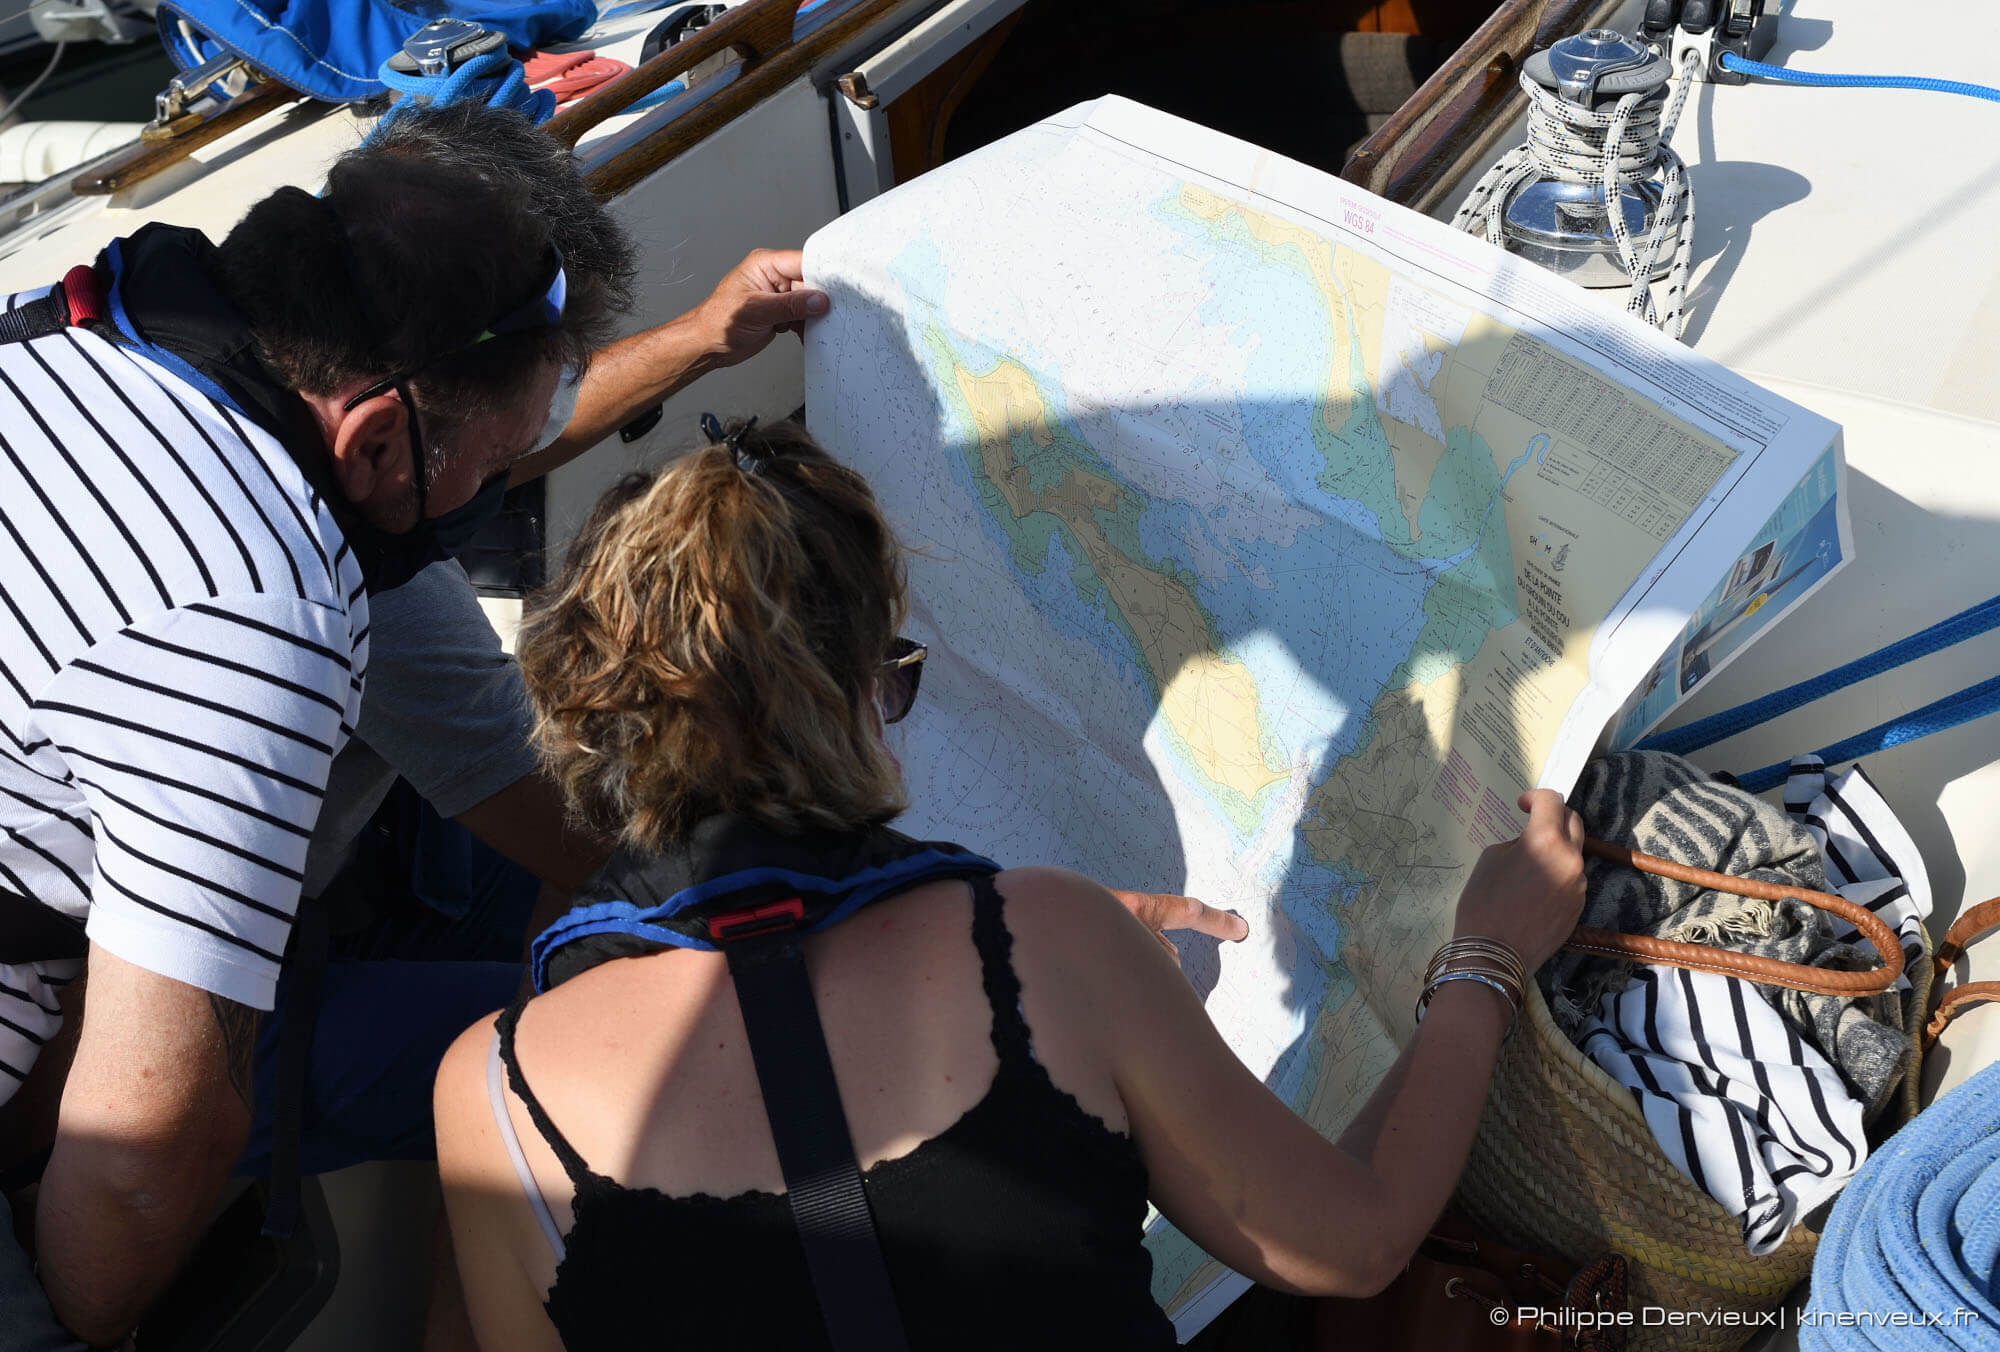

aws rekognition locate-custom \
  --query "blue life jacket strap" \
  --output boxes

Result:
[724,931,911,1352]
[530,847,1001,992]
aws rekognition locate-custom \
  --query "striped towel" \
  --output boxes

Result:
[1573,756,1929,1255]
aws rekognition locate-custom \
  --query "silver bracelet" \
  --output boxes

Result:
[1415,970,1520,1040]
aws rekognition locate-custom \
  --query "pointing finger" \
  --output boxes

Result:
[1112,889,1249,942]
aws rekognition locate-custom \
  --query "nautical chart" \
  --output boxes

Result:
[803,97,1841,1334]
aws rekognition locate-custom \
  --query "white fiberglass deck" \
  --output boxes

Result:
[1512,0,2000,1099]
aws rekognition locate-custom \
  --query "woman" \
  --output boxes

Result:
[433,419,1587,1349]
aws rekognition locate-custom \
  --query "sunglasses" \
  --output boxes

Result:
[877,637,927,725]
[339,246,569,519]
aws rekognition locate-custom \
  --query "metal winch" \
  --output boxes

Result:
[1500,29,1678,289]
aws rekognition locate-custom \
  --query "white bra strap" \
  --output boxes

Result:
[487,1028,567,1263]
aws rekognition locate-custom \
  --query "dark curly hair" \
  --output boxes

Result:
[214,101,637,430]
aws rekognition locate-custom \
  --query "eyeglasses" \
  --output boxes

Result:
[341,375,438,518]
[338,245,568,520]
[877,637,927,725]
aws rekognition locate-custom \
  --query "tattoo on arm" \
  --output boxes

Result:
[206,995,261,1111]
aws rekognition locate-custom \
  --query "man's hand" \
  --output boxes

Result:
[1111,889,1250,959]
[510,248,831,486]
[690,248,829,367]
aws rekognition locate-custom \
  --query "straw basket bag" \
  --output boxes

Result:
[1454,907,1931,1352]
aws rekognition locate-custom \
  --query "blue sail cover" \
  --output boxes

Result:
[158,0,597,103]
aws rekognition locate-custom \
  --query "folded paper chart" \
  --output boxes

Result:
[803,95,1846,1336]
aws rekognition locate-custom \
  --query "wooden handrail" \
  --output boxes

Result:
[544,0,804,148]
[65,0,908,204]
[1341,0,1622,212]
[576,0,913,199]
[73,79,299,197]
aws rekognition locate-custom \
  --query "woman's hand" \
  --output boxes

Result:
[1110,889,1249,958]
[1451,788,1587,973]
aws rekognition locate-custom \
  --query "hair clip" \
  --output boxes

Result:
[701,412,767,474]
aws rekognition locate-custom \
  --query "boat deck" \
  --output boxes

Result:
[1616,0,2000,1102]
[0,3,1990,1343]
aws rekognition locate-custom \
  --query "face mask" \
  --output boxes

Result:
[431,471,511,559]
[359,471,512,592]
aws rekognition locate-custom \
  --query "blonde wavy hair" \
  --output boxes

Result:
[517,419,908,852]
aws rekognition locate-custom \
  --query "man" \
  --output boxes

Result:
[1,100,1245,1348]
[0,102,642,1347]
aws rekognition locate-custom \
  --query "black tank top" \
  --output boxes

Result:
[496,874,1180,1350]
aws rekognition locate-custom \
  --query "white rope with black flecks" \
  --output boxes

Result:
[1453,48,1701,339]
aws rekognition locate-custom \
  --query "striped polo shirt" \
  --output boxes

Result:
[0,284,369,1103]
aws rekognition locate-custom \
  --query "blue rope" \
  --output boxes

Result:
[1800,1062,2000,1350]
[1719,52,2000,104]
[366,47,555,144]
[1640,593,2000,757]
[1732,671,2000,794]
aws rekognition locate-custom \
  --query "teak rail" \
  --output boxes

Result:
[73,79,298,197]
[547,0,913,199]
[65,0,908,203]
[68,2,1630,226]
[1341,0,1624,211]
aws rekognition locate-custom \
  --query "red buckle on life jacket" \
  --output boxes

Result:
[706,897,804,944]
[60,264,109,327]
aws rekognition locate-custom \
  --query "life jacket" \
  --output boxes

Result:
[0,237,348,970]
[7,223,478,593]
[0,228,367,1240]
[529,814,1000,1352]
[530,814,999,990]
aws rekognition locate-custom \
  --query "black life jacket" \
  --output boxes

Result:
[529,815,1000,1352]
[8,223,467,593]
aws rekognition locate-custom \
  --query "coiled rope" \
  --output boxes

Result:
[366,48,556,145]
[1454,48,1702,339]
[1800,1061,2000,1350]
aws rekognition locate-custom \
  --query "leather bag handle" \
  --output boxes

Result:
[1563,838,1906,997]
[1923,894,2000,1049]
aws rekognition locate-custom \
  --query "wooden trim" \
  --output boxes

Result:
[72,80,298,197]
[544,0,806,148]
[1340,0,1623,212]
[577,0,913,199]
[883,7,1022,184]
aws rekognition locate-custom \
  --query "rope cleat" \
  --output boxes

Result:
[1502,30,1677,289]
[1642,0,1780,85]
[386,18,511,79]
